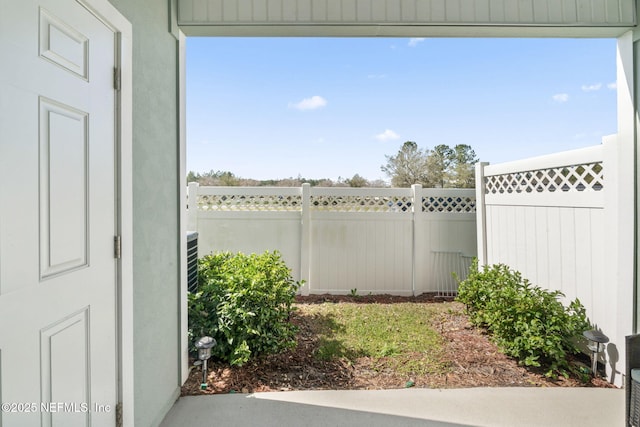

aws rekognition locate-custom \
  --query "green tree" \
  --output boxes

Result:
[381,141,430,187]
[186,170,199,183]
[382,142,479,188]
[450,144,478,188]
[345,174,368,187]
[216,171,239,186]
[425,144,454,188]
[186,170,240,186]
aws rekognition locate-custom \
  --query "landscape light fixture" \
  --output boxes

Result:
[195,336,216,390]
[582,330,609,378]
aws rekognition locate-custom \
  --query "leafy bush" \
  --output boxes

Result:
[188,251,302,366]
[456,260,591,376]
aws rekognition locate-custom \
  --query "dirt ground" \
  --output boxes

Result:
[182,294,615,395]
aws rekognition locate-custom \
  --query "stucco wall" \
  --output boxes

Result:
[107,1,180,426]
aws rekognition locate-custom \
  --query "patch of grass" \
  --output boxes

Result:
[300,302,449,376]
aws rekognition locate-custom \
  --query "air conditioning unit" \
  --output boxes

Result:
[187,231,198,293]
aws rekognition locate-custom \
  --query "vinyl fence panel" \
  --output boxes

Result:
[187,184,476,296]
[475,136,632,386]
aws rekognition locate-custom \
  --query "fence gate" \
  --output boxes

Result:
[431,251,474,297]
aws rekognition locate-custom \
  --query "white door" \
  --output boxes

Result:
[0,0,119,426]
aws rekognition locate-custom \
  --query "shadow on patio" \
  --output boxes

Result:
[160,387,623,427]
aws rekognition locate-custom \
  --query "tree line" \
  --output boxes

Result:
[381,142,477,188]
[187,142,478,188]
[185,170,385,187]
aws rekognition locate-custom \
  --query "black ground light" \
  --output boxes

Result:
[582,330,609,378]
[195,336,216,390]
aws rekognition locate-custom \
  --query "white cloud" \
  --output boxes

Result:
[607,82,617,90]
[581,83,602,92]
[289,95,327,111]
[552,93,569,103]
[375,129,400,141]
[408,38,425,47]
[367,74,387,79]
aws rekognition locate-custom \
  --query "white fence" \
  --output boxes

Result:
[187,184,477,296]
[477,144,605,312]
[475,135,634,385]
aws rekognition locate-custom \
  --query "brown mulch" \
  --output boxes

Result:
[181,294,615,395]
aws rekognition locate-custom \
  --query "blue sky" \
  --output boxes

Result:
[186,37,617,183]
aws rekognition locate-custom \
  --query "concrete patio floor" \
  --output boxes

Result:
[159,387,624,427]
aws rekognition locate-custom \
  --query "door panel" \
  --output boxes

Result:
[39,7,89,80]
[0,1,118,426]
[39,97,90,278]
[40,309,91,427]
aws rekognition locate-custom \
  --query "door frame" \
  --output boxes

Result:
[74,0,133,425]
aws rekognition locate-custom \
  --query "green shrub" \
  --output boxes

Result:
[188,251,302,366]
[457,260,591,376]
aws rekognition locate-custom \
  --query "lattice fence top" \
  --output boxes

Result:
[197,194,302,211]
[485,162,604,195]
[422,196,476,213]
[194,189,476,213]
[310,195,413,212]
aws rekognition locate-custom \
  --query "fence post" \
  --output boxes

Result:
[187,182,199,232]
[475,162,489,266]
[603,130,634,384]
[411,184,422,296]
[299,183,311,295]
